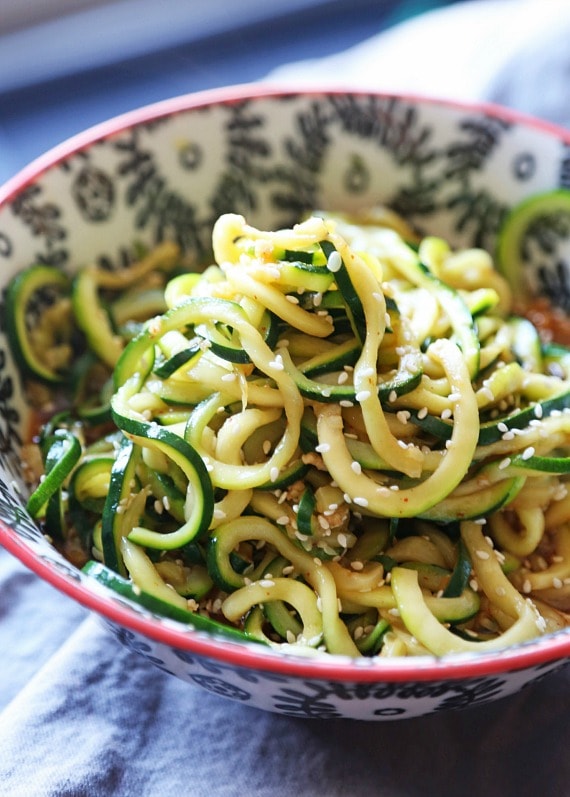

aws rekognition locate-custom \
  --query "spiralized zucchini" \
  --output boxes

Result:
[17,207,570,658]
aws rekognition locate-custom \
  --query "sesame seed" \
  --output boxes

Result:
[385,313,392,327]
[534,403,543,418]
[372,292,383,302]
[351,461,362,474]
[389,484,400,491]
[497,422,508,432]
[498,457,511,470]
[417,406,428,419]
[339,400,354,407]
[270,467,279,482]
[355,390,371,402]
[221,372,236,382]
[337,371,349,384]
[259,579,275,588]
[360,366,376,377]
[276,515,289,526]
[553,577,563,589]
[313,293,323,307]
[475,550,490,560]
[327,251,342,272]
[213,508,227,520]
[315,443,330,454]
[285,294,299,304]
[396,410,410,424]
[441,408,452,420]
[521,446,535,460]
[353,496,369,507]
[262,440,272,455]
[522,579,532,593]
[501,431,515,441]
[286,630,296,644]
[282,565,295,575]
[337,533,348,548]
[268,354,284,371]
[388,390,397,403]
[350,560,364,571]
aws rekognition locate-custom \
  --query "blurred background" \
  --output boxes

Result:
[0,0,465,184]
[2,0,569,185]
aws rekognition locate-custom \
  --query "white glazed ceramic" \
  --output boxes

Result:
[1,86,570,721]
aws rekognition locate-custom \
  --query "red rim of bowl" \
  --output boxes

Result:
[2,83,570,683]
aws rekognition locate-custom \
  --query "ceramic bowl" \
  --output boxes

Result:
[1,86,570,722]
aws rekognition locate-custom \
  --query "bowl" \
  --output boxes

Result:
[1,85,570,722]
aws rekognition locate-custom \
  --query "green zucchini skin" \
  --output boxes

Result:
[5,265,73,383]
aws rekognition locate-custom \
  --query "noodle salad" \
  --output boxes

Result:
[9,207,570,658]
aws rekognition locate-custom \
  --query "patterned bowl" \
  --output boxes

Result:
[1,86,570,721]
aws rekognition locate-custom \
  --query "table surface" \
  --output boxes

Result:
[2,1,570,794]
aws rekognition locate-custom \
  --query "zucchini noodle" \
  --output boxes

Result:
[15,207,570,658]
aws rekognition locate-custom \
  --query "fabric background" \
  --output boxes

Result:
[2,1,570,794]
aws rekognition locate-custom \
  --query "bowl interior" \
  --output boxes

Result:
[2,87,570,678]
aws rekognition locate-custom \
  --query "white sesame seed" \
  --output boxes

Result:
[268,354,284,371]
[337,371,349,384]
[355,390,371,402]
[285,294,299,304]
[350,560,364,571]
[213,508,227,520]
[337,533,348,548]
[388,390,397,403]
[221,372,237,382]
[315,443,330,453]
[351,461,362,474]
[270,467,279,482]
[353,496,369,507]
[501,431,515,441]
[396,410,410,424]
[417,406,428,419]
[360,366,375,377]
[286,630,296,644]
[553,577,563,589]
[521,446,535,460]
[441,408,452,420]
[522,579,532,594]
[259,579,275,588]
[327,251,342,272]
[475,549,490,560]
[498,457,511,470]
[276,515,289,526]
[534,403,543,419]
[339,400,354,407]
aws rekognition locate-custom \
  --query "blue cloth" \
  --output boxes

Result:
[2,2,570,794]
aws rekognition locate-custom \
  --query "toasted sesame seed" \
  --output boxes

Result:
[262,439,272,455]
